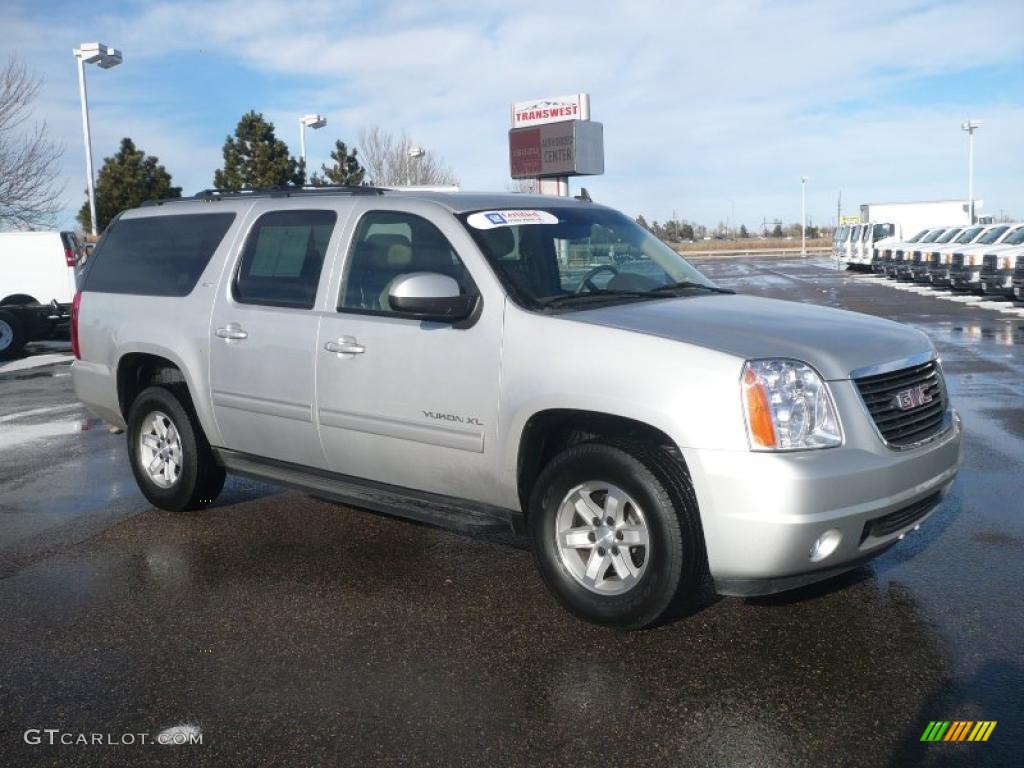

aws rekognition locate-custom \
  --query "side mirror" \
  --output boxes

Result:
[387,272,476,321]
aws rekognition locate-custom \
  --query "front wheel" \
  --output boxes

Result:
[126,385,225,512]
[528,441,704,629]
[0,310,27,360]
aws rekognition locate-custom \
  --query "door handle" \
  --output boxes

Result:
[324,337,365,355]
[215,324,248,340]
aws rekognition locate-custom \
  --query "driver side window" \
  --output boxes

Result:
[340,211,476,314]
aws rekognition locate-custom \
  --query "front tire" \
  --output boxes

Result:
[126,385,225,511]
[529,441,704,629]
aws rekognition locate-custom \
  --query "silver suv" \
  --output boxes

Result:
[73,188,962,628]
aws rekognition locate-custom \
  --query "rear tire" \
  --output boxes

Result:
[528,440,704,629]
[0,310,27,360]
[126,385,225,511]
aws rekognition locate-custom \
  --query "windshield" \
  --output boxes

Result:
[460,207,722,309]
[935,228,962,244]
[976,226,1009,245]
[1000,226,1024,246]
[954,226,984,244]
[921,229,947,243]
[906,229,929,243]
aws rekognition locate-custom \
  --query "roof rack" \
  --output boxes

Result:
[140,184,386,207]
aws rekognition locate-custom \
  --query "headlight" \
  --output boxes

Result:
[1000,255,1015,269]
[967,254,981,266]
[741,360,842,450]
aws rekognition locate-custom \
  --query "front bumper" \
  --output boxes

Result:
[980,269,1014,297]
[929,267,952,286]
[686,406,962,596]
[950,267,982,291]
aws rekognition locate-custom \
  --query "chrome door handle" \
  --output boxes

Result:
[324,337,365,355]
[215,324,248,340]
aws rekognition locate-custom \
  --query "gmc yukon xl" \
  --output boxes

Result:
[73,188,962,628]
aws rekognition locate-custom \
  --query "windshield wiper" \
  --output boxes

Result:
[644,281,734,295]
[538,289,654,309]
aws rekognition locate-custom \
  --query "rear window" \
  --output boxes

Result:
[83,213,235,296]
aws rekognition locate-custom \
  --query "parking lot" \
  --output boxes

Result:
[1,255,1021,767]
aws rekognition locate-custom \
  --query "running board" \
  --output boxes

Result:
[214,449,523,534]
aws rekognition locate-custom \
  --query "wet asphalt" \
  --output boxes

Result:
[1,258,1021,767]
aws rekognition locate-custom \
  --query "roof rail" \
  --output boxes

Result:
[139,184,386,207]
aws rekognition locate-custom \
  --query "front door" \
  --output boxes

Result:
[210,207,340,469]
[315,206,502,503]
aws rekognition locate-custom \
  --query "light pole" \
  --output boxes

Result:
[961,119,982,224]
[299,114,326,182]
[73,43,122,237]
[800,176,808,255]
[407,147,425,186]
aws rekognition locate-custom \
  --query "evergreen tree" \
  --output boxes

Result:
[213,111,301,190]
[739,224,749,238]
[309,140,366,186]
[771,222,784,238]
[76,138,180,232]
[635,214,650,230]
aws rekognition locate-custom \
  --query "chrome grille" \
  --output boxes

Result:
[951,253,964,267]
[854,360,948,448]
[981,254,998,276]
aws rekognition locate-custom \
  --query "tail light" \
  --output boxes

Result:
[71,291,82,359]
[64,247,76,267]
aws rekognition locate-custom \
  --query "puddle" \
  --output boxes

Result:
[0,419,90,450]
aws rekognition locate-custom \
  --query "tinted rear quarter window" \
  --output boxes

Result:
[83,213,235,296]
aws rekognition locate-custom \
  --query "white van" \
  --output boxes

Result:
[0,231,81,358]
[0,231,81,306]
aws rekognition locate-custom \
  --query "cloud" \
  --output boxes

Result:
[4,0,1024,229]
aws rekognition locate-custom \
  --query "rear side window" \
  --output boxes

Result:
[83,213,235,296]
[233,210,337,309]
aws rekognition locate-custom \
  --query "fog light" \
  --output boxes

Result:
[810,529,842,562]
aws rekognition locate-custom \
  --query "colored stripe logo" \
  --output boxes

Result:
[920,721,997,742]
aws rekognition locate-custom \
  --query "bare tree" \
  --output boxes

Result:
[357,125,458,186]
[0,56,64,230]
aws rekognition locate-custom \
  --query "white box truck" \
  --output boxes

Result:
[856,200,972,271]
[0,230,82,358]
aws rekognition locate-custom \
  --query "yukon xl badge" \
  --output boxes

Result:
[893,384,933,411]
[423,411,483,427]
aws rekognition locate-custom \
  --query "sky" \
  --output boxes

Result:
[4,0,1024,231]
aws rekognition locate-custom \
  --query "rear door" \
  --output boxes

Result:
[209,206,343,469]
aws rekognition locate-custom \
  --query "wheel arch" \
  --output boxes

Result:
[0,294,39,307]
[115,349,220,445]
[514,407,687,512]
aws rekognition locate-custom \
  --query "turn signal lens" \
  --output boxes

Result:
[742,367,777,448]
[741,360,842,451]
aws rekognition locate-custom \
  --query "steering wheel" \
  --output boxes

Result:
[575,265,619,294]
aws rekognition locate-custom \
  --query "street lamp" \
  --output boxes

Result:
[73,43,122,237]
[800,176,809,255]
[407,146,425,186]
[961,119,982,224]
[299,114,327,182]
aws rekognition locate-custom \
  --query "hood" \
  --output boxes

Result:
[564,294,933,380]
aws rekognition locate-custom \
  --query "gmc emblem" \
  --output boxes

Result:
[893,384,933,411]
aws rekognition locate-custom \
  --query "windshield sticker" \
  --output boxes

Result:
[467,210,559,229]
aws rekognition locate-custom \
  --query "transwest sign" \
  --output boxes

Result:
[511,93,591,128]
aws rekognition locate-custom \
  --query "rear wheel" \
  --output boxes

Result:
[529,441,704,629]
[0,310,27,360]
[126,385,225,511]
